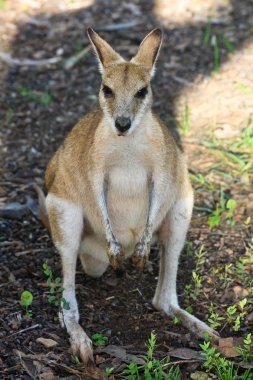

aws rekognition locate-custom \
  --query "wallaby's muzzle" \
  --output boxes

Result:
[115,116,131,133]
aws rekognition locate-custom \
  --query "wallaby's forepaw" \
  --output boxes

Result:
[132,241,150,270]
[69,324,94,364]
[169,305,220,341]
[107,240,124,269]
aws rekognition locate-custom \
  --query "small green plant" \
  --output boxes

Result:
[6,108,14,124]
[208,191,236,229]
[189,171,218,193]
[226,299,248,332]
[237,83,253,97]
[172,316,180,325]
[91,332,108,347]
[43,261,70,313]
[195,245,206,270]
[202,18,212,45]
[21,290,33,318]
[180,104,190,136]
[192,271,201,299]
[200,340,253,380]
[222,34,235,53]
[122,332,180,380]
[236,333,253,362]
[71,355,80,364]
[0,0,5,10]
[212,35,219,74]
[16,84,52,107]
[226,199,236,225]
[208,305,225,330]
[105,367,114,376]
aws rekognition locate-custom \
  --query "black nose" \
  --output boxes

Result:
[115,117,131,133]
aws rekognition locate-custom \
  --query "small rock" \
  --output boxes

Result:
[36,337,58,348]
[191,371,208,380]
[233,285,249,300]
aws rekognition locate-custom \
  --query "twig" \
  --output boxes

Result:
[96,21,140,32]
[15,248,45,257]
[0,52,61,66]
[64,46,92,70]
[2,324,40,340]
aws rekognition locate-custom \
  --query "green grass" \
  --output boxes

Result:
[107,332,180,380]
[0,0,5,10]
[16,84,52,107]
[180,104,190,136]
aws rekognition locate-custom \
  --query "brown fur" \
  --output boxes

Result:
[41,28,217,364]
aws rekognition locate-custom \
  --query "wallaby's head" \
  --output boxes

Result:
[87,28,163,136]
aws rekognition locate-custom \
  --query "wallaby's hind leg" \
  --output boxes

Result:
[46,194,93,363]
[80,253,108,278]
[79,238,109,278]
[153,194,219,340]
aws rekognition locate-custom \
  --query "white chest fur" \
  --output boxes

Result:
[107,155,149,247]
[108,163,148,197]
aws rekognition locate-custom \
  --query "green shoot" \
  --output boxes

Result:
[180,104,190,136]
[222,34,235,53]
[212,36,219,74]
[237,83,253,97]
[43,260,70,313]
[21,290,33,318]
[91,332,108,347]
[203,18,212,45]
[16,84,52,107]
[122,332,180,380]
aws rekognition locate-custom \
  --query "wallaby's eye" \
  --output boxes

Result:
[135,86,148,99]
[102,85,113,97]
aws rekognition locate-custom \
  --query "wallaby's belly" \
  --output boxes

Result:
[107,166,149,248]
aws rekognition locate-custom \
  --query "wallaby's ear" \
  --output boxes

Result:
[131,28,163,77]
[87,28,124,73]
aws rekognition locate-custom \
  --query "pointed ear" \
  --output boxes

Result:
[87,28,124,73]
[131,28,163,77]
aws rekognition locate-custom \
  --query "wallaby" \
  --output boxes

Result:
[42,28,219,363]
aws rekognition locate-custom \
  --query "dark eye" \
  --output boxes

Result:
[135,86,148,99]
[102,85,113,97]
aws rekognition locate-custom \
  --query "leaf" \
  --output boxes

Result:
[36,337,58,348]
[217,337,241,358]
[168,347,203,360]
[226,199,236,211]
[48,295,56,303]
[21,291,33,306]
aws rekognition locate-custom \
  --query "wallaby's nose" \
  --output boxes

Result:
[115,117,131,133]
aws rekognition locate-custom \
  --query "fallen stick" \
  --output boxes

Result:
[96,20,141,31]
[0,52,61,66]
[64,45,92,69]
[2,324,40,340]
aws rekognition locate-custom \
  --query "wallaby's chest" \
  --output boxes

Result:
[106,138,150,196]
[108,163,148,196]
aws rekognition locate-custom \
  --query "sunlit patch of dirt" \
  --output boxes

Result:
[153,0,232,26]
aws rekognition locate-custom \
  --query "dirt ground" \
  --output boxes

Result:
[0,0,253,379]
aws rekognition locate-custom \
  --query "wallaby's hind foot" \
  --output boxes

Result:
[170,305,220,341]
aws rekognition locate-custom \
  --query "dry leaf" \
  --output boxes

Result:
[217,337,241,358]
[168,347,202,360]
[36,337,58,348]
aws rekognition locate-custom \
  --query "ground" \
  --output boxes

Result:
[0,0,253,379]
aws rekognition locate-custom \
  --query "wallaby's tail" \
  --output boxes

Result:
[34,184,51,233]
